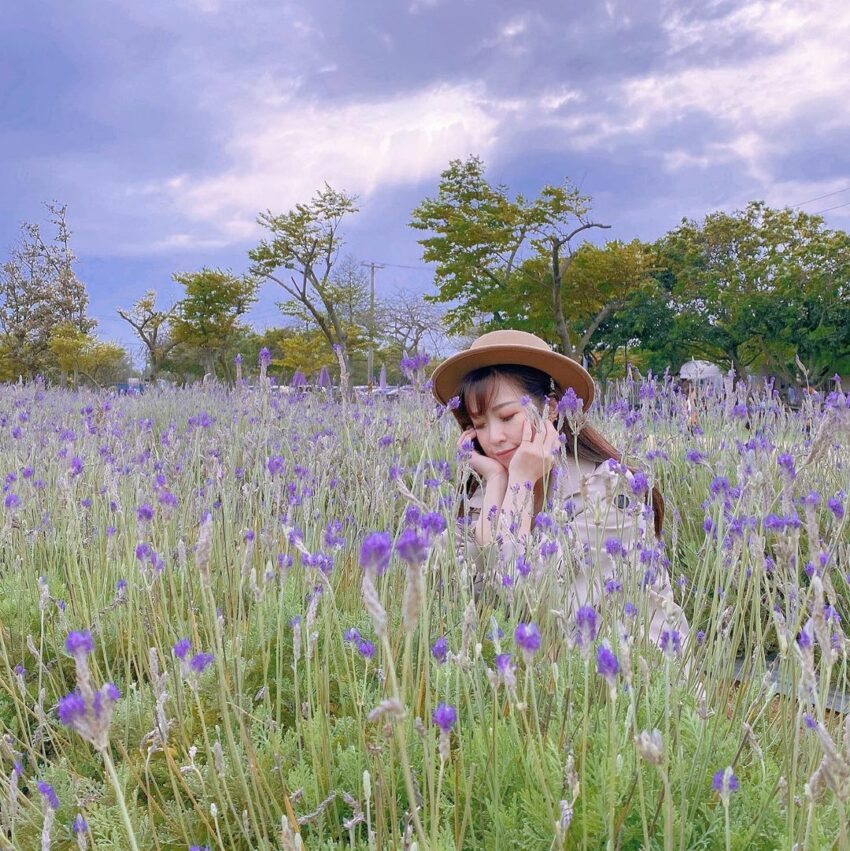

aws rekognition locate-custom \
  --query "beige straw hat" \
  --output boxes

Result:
[430,329,595,411]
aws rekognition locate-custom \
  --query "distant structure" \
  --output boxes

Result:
[679,359,722,383]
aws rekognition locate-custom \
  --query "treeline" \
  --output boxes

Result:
[2,158,849,388]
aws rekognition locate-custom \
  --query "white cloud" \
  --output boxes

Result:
[550,0,850,188]
[155,82,503,238]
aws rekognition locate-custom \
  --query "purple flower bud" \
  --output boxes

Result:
[73,813,89,834]
[432,637,448,664]
[777,452,796,479]
[395,527,429,565]
[712,768,739,795]
[136,503,154,522]
[37,781,60,811]
[357,639,376,659]
[515,622,541,654]
[432,703,457,732]
[659,629,681,658]
[65,630,94,657]
[258,347,272,367]
[359,531,392,574]
[344,627,360,642]
[57,691,87,726]
[556,387,580,414]
[173,639,192,660]
[189,652,214,674]
[421,512,447,539]
[596,643,619,686]
[575,606,598,646]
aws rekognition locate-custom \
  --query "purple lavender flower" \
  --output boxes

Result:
[828,494,845,520]
[630,471,649,495]
[432,703,457,732]
[173,639,192,660]
[65,631,94,657]
[777,452,796,479]
[432,637,448,664]
[596,643,619,686]
[4,493,20,509]
[58,692,87,726]
[72,813,89,834]
[575,606,598,646]
[189,652,214,674]
[395,527,429,565]
[421,512,447,539]
[803,713,817,729]
[70,456,84,476]
[556,387,580,414]
[712,768,739,795]
[359,531,392,574]
[659,629,681,658]
[258,347,272,367]
[684,449,705,464]
[344,627,361,642]
[515,622,541,654]
[136,503,154,522]
[496,653,512,672]
[37,781,60,810]
[357,639,376,659]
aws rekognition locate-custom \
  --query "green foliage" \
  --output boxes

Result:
[655,201,850,383]
[171,267,258,377]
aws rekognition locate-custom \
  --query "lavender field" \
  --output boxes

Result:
[1,374,849,850]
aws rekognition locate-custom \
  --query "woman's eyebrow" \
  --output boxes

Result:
[491,400,520,411]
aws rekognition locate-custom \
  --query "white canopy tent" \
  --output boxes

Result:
[679,359,723,381]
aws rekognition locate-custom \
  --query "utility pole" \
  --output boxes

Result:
[361,261,384,385]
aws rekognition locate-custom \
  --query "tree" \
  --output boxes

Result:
[410,156,614,358]
[171,268,257,377]
[0,203,95,379]
[375,290,449,358]
[47,322,132,387]
[248,186,360,371]
[117,290,180,380]
[657,202,850,383]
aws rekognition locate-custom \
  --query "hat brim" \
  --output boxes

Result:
[430,343,595,412]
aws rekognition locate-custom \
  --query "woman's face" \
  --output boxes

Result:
[466,377,539,472]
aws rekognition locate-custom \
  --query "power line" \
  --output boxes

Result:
[811,200,850,215]
[369,261,432,272]
[792,186,850,208]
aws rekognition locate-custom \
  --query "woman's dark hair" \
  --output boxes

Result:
[456,364,665,537]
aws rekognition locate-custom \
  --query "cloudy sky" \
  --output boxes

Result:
[2,0,849,358]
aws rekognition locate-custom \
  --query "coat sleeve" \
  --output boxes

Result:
[454,486,520,583]
[564,460,646,588]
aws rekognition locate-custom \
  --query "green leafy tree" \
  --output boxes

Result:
[171,268,257,377]
[47,322,132,387]
[658,202,850,383]
[248,186,359,371]
[410,156,616,359]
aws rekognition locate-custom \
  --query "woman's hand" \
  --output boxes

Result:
[457,428,506,482]
[508,418,560,484]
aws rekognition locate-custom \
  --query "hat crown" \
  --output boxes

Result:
[471,330,551,352]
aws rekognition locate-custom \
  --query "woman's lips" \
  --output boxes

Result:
[494,448,516,459]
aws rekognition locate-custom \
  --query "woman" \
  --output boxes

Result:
[431,329,689,648]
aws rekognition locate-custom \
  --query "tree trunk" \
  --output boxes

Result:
[549,239,574,357]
